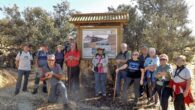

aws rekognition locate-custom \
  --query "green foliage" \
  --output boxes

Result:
[108,4,146,51]
[109,0,195,61]
[0,1,77,53]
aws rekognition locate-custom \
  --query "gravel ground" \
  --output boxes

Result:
[0,64,195,110]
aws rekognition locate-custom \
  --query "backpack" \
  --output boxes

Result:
[119,51,128,59]
[95,53,106,58]
[16,51,33,67]
[18,51,32,58]
[174,66,187,81]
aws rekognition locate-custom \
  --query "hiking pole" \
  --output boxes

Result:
[113,65,118,100]
[68,58,72,94]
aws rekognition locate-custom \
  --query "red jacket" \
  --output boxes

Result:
[64,50,80,67]
[169,80,194,105]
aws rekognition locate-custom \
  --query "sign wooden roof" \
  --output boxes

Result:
[69,12,129,24]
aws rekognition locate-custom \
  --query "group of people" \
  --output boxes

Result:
[14,40,80,109]
[14,40,193,110]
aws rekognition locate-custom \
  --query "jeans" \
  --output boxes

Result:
[15,70,30,92]
[94,72,107,95]
[156,85,172,110]
[34,71,47,90]
[48,81,68,104]
[67,66,80,92]
[144,71,156,98]
[174,93,186,110]
[116,70,128,95]
[124,77,140,101]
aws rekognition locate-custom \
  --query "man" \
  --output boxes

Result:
[139,46,149,97]
[139,46,149,66]
[15,44,33,95]
[40,54,69,108]
[115,43,131,97]
[32,44,50,94]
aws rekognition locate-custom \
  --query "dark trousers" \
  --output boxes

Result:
[156,85,172,110]
[144,71,156,99]
[56,59,64,68]
[34,74,47,89]
[15,70,30,92]
[116,70,128,95]
[67,66,80,92]
[124,77,140,101]
[174,94,186,110]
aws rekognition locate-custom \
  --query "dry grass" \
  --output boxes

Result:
[0,63,194,110]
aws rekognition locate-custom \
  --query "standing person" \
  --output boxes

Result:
[154,54,172,110]
[144,48,160,104]
[15,44,33,95]
[64,38,75,54]
[169,55,194,110]
[40,54,69,109]
[64,42,81,93]
[115,43,131,97]
[32,44,50,94]
[55,45,64,68]
[92,47,108,97]
[139,46,149,97]
[116,51,144,105]
[139,46,149,65]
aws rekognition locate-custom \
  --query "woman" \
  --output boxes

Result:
[92,47,108,97]
[64,42,81,93]
[55,45,64,68]
[116,51,144,105]
[154,54,172,110]
[144,48,160,104]
[169,55,193,110]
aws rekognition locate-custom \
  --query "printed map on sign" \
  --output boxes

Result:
[82,28,117,58]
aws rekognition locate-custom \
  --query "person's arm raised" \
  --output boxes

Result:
[115,64,128,73]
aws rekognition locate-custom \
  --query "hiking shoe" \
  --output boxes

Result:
[102,93,106,97]
[14,90,19,96]
[22,89,28,92]
[42,86,48,93]
[133,99,138,106]
[64,103,71,110]
[115,94,120,98]
[95,92,102,97]
[32,88,38,94]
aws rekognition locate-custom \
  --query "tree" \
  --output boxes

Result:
[108,4,146,51]
[0,1,78,52]
[109,0,195,61]
[53,1,79,44]
[137,0,195,60]
[0,1,78,67]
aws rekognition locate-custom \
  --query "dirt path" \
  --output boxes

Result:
[0,65,195,110]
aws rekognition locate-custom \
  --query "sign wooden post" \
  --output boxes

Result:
[69,13,129,94]
[69,12,129,59]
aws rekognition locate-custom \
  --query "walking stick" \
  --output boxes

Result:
[113,65,118,99]
[68,60,72,95]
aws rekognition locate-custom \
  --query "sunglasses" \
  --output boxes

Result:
[48,59,55,61]
[160,59,167,61]
[132,54,139,56]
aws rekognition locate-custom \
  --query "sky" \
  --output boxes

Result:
[0,0,195,36]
